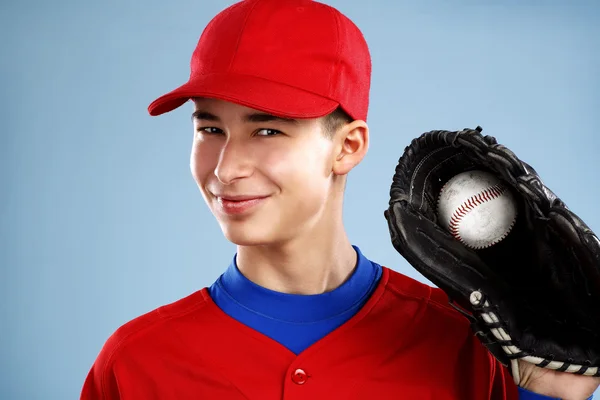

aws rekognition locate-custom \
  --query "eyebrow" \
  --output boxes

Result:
[191,110,298,125]
[191,111,220,122]
[245,113,298,124]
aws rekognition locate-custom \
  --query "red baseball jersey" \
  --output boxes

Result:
[81,267,519,399]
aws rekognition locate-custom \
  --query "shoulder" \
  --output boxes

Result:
[127,287,206,331]
[82,288,214,397]
[379,267,514,396]
[380,266,476,342]
[382,266,454,312]
[104,288,212,359]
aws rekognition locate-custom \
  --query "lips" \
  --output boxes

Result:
[215,195,269,215]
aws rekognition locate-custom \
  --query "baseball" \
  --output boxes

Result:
[437,170,518,249]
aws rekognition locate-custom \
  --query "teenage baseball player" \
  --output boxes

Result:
[81,0,600,399]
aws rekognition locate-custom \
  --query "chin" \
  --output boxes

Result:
[219,214,286,246]
[221,226,279,246]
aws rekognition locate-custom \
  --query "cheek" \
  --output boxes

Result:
[190,142,219,189]
[261,140,331,197]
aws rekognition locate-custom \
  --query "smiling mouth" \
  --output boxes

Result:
[216,196,269,215]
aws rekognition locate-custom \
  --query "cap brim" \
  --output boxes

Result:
[148,73,339,119]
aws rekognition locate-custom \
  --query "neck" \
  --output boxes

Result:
[235,220,357,295]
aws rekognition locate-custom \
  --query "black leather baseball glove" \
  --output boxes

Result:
[384,126,600,383]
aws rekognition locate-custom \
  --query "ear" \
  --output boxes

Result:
[332,120,369,176]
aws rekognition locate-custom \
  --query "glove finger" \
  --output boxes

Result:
[548,206,600,295]
[386,200,505,304]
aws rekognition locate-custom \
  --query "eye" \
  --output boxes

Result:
[256,128,282,137]
[196,127,223,134]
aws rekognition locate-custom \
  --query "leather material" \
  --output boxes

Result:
[384,127,600,376]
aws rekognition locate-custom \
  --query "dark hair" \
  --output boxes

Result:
[321,106,353,138]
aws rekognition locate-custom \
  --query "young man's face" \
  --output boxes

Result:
[190,98,342,246]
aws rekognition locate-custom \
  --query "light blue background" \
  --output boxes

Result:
[2,0,599,398]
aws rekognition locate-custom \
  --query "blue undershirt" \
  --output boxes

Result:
[209,245,382,354]
[208,245,589,400]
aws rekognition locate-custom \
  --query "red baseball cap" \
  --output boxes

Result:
[147,0,371,121]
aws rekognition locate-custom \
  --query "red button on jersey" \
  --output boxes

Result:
[291,368,308,385]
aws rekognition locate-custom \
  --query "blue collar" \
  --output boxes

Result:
[218,245,378,323]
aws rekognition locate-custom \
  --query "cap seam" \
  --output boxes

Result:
[227,0,262,72]
[204,71,341,102]
[193,2,242,77]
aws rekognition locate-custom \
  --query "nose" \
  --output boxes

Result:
[214,138,253,185]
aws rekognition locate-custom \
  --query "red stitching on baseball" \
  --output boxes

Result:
[448,183,507,248]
